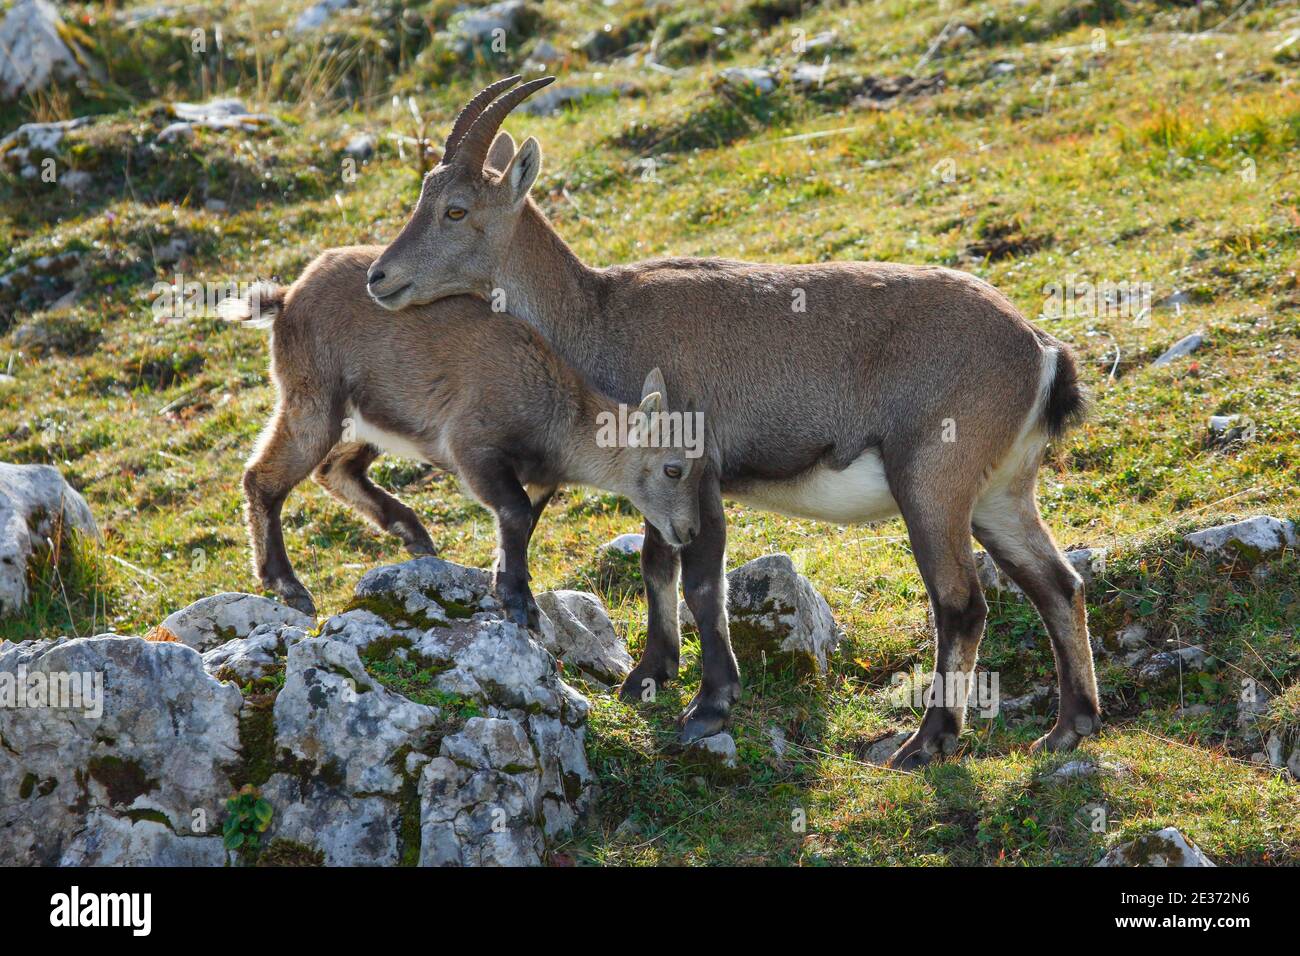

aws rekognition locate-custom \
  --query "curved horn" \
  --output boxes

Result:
[455,75,556,172]
[442,75,521,165]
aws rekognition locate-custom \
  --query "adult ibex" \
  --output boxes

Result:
[367,77,1099,767]
[224,246,706,622]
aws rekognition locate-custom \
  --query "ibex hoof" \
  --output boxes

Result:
[270,580,316,618]
[676,686,737,744]
[1030,710,1101,754]
[886,729,960,770]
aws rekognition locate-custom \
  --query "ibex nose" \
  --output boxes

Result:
[367,264,386,287]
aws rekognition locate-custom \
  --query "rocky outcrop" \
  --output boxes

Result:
[0,556,594,867]
[0,463,99,617]
[153,593,312,652]
[0,635,241,865]
[681,553,841,673]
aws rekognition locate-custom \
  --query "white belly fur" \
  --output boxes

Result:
[345,405,435,464]
[729,448,901,524]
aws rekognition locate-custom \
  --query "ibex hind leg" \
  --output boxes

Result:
[313,442,435,556]
[972,480,1101,753]
[243,404,338,617]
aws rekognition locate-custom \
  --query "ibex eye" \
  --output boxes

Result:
[663,464,683,480]
[446,207,467,221]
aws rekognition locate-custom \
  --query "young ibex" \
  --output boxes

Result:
[224,245,706,622]
[366,77,1100,767]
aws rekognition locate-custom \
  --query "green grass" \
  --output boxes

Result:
[3,0,1299,865]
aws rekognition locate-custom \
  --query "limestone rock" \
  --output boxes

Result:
[1185,516,1296,563]
[0,636,243,866]
[681,553,841,673]
[157,592,312,652]
[1096,827,1216,867]
[0,557,594,867]
[1151,331,1204,367]
[536,589,632,684]
[603,532,644,555]
[0,462,98,617]
[0,0,90,100]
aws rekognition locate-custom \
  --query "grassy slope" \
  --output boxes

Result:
[1,0,1298,864]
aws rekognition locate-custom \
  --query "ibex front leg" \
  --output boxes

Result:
[619,521,682,705]
[676,470,741,744]
[458,453,541,630]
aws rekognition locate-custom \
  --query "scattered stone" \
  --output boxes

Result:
[1151,331,1204,367]
[680,553,841,673]
[157,99,279,143]
[521,83,636,116]
[0,250,84,316]
[863,731,910,765]
[1136,646,1208,686]
[201,623,305,683]
[1051,760,1097,779]
[1184,515,1296,563]
[1176,703,1212,718]
[612,815,642,842]
[0,117,90,171]
[719,67,778,94]
[1096,826,1216,867]
[343,132,375,160]
[294,0,352,33]
[989,60,1016,76]
[1116,622,1150,651]
[997,684,1051,720]
[0,0,91,100]
[1206,414,1255,449]
[525,39,563,68]
[853,72,946,108]
[603,532,644,555]
[535,589,632,685]
[766,725,789,758]
[59,810,227,866]
[10,314,93,354]
[58,169,92,193]
[943,24,978,52]
[1153,290,1192,310]
[0,463,98,617]
[791,61,830,88]
[352,555,503,626]
[447,1,530,56]
[1236,683,1272,736]
[155,593,312,652]
[685,732,738,770]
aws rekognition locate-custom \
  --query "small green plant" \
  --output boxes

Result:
[222,784,273,852]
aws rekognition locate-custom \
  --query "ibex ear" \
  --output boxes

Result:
[486,131,516,173]
[641,367,668,408]
[502,136,542,205]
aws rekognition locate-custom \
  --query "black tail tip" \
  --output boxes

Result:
[1045,345,1088,441]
